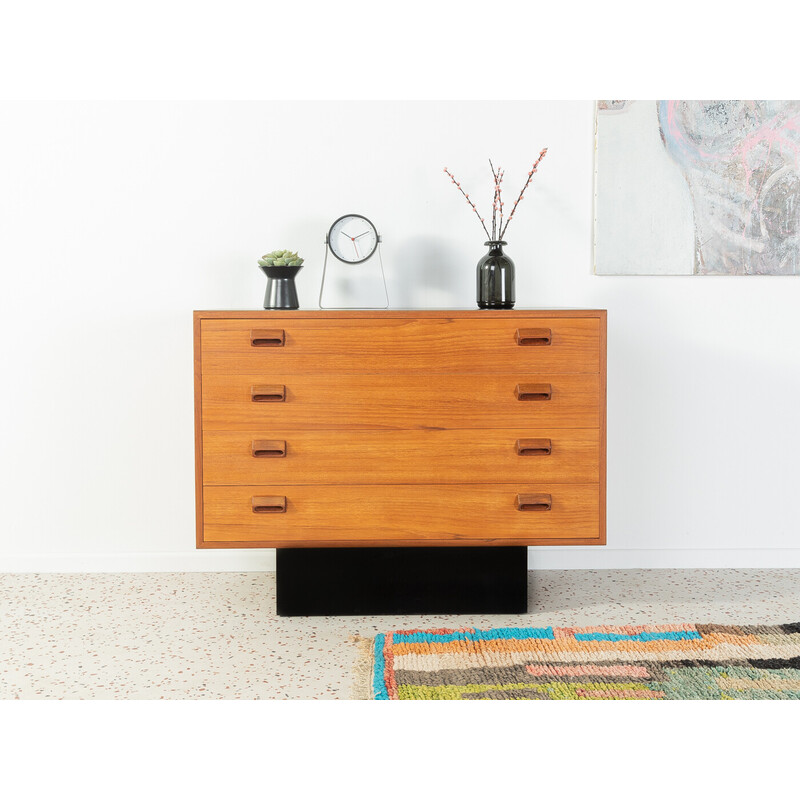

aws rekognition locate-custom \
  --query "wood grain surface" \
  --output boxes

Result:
[202,372,600,431]
[200,316,600,374]
[202,483,601,546]
[202,428,601,485]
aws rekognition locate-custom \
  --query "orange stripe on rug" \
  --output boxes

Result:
[575,689,666,699]
[391,636,760,656]
[560,624,699,636]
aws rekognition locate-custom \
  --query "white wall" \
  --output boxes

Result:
[1,100,798,571]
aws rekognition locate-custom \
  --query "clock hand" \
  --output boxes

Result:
[341,230,369,242]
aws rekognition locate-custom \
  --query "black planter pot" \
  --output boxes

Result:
[260,264,302,310]
[476,240,515,309]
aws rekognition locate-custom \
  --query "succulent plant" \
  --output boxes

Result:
[258,249,304,268]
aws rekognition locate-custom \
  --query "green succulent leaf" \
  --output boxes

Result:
[261,249,302,265]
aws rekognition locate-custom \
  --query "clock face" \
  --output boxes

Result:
[327,214,379,264]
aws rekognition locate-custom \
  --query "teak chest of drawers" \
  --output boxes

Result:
[194,310,606,554]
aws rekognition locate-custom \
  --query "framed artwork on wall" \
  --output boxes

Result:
[593,100,800,275]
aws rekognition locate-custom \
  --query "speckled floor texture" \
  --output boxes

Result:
[1,569,799,699]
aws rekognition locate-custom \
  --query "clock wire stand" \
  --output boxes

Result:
[318,236,390,309]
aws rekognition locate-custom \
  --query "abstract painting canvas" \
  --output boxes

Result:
[594,100,800,275]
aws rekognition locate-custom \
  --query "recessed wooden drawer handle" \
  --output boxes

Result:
[516,383,552,401]
[252,495,286,513]
[250,329,285,347]
[251,385,286,402]
[516,493,552,511]
[516,328,552,346]
[252,439,287,458]
[516,438,552,456]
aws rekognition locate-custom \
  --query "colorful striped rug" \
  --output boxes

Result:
[353,623,800,699]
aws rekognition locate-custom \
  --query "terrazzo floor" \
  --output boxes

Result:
[2,569,799,700]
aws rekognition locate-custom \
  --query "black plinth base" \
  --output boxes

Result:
[276,546,528,616]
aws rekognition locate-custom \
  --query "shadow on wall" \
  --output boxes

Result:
[320,255,389,309]
[389,236,465,308]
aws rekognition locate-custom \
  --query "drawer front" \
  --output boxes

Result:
[203,428,601,485]
[201,373,600,430]
[201,317,600,375]
[202,484,601,546]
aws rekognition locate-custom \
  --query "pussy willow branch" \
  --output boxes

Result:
[499,148,548,240]
[488,159,497,239]
[443,168,491,239]
[497,168,506,239]
[490,161,505,241]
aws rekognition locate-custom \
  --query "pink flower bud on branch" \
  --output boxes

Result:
[443,167,491,238]
[445,150,547,241]
[499,148,548,240]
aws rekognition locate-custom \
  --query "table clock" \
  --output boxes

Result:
[319,213,389,308]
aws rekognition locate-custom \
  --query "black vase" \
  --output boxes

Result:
[260,264,302,310]
[476,240,515,309]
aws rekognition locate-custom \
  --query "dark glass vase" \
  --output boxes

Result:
[260,264,302,310]
[476,240,515,309]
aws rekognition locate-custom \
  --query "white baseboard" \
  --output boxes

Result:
[0,551,277,573]
[1,548,800,573]
[528,548,800,570]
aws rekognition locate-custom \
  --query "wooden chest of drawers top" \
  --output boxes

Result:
[194,310,606,549]
[200,313,601,374]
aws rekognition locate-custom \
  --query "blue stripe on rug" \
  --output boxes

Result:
[574,631,702,642]
[394,627,555,644]
[373,633,389,700]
